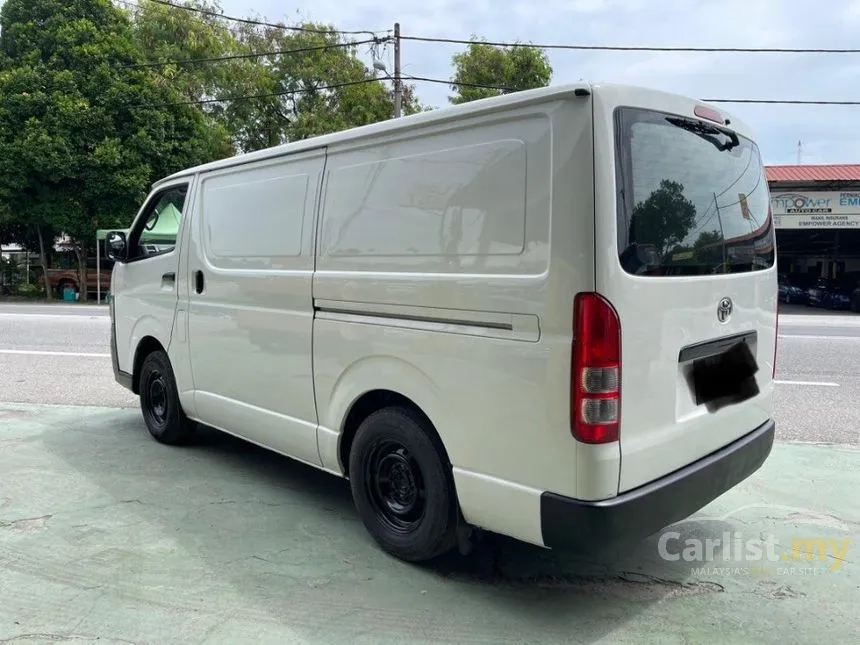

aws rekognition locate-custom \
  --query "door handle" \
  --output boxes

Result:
[194,270,205,294]
[162,272,175,284]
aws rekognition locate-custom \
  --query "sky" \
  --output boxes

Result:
[217,0,860,166]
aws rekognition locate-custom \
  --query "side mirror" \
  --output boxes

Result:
[105,231,128,262]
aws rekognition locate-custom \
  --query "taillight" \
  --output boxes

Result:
[571,293,621,444]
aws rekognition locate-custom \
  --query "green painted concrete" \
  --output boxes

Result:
[1,403,857,644]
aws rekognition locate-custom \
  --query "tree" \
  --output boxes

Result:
[218,22,424,150]
[0,0,232,300]
[130,2,423,153]
[449,38,552,104]
[630,180,698,258]
[693,229,725,268]
[127,0,239,105]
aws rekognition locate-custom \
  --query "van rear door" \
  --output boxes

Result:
[594,94,777,493]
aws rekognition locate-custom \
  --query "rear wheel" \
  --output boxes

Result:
[348,406,459,562]
[139,350,196,445]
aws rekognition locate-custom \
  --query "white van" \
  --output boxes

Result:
[105,82,777,563]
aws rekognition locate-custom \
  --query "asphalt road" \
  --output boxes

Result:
[0,302,858,444]
[0,303,135,409]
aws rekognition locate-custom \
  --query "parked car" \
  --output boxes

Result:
[778,274,807,304]
[807,273,860,310]
[851,284,860,312]
[46,258,114,299]
[806,277,831,307]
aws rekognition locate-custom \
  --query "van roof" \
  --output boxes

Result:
[154,81,748,188]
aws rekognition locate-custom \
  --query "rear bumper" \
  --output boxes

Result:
[540,419,775,550]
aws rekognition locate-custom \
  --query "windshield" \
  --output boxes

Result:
[614,107,775,276]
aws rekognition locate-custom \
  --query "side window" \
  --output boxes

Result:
[127,184,189,261]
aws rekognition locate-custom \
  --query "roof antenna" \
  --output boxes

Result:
[797,139,802,165]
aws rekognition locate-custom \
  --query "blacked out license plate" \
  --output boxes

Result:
[691,341,759,406]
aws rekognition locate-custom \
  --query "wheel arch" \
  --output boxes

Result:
[321,356,447,477]
[121,312,173,380]
[132,335,167,394]
[338,389,451,479]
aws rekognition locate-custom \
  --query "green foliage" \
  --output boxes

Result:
[129,0,238,102]
[0,0,232,298]
[13,282,45,298]
[630,179,698,257]
[129,2,419,152]
[0,0,425,295]
[449,38,553,104]
[223,24,397,148]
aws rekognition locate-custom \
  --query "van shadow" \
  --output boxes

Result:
[37,412,730,642]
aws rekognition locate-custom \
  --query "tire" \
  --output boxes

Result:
[348,406,459,562]
[138,350,196,445]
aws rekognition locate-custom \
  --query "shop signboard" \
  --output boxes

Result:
[770,191,860,229]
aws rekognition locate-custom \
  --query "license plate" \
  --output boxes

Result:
[691,340,759,409]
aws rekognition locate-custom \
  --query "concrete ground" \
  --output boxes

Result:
[1,402,858,645]
[1,302,859,643]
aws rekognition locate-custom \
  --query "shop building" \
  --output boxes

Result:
[767,164,860,286]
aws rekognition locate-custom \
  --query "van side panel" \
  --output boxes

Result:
[312,99,596,545]
[184,149,326,467]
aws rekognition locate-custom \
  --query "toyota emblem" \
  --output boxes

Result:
[717,297,733,323]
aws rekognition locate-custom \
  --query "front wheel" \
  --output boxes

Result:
[139,350,196,445]
[348,407,459,562]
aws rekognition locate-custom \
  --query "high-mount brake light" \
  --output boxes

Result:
[694,104,725,125]
[571,293,621,444]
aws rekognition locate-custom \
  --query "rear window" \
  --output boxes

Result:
[614,107,774,276]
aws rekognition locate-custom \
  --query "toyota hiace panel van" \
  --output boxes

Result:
[105,82,777,562]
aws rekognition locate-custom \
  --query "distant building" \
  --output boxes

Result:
[767,164,860,284]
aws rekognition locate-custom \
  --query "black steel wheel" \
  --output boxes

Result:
[139,349,196,445]
[364,439,427,535]
[349,406,459,562]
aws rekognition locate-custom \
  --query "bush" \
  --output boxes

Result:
[14,283,45,298]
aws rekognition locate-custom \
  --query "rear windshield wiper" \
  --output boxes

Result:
[665,116,740,152]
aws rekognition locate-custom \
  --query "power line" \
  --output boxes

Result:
[146,0,387,37]
[405,75,515,92]
[406,75,860,106]
[124,38,382,68]
[128,77,383,109]
[401,34,860,54]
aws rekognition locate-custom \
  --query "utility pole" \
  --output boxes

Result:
[393,22,402,118]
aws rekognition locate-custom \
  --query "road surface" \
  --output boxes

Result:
[0,303,135,408]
